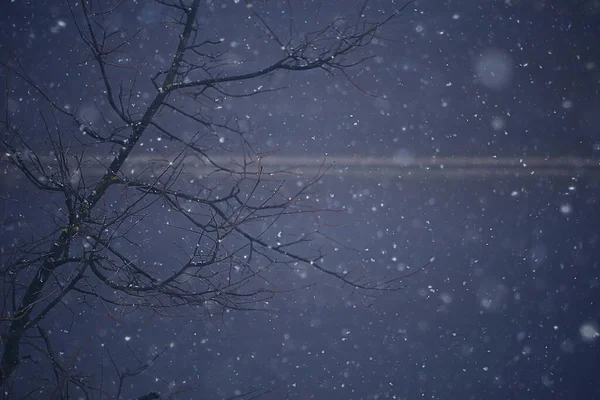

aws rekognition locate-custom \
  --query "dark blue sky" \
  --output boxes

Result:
[1,1,599,399]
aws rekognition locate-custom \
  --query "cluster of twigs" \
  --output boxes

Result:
[0,0,417,398]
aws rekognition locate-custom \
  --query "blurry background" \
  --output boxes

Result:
[1,0,599,399]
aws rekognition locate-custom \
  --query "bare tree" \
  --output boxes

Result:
[0,0,421,398]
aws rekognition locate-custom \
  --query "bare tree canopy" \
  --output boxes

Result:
[1,0,424,398]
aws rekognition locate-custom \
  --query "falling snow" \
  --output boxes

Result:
[1,0,599,399]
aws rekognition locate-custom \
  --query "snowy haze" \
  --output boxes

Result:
[1,0,599,399]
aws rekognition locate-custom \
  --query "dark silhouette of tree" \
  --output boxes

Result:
[0,0,422,398]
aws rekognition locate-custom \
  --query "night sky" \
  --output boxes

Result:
[1,0,599,399]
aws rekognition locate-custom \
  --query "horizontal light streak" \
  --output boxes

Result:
[121,155,600,180]
[2,155,599,183]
